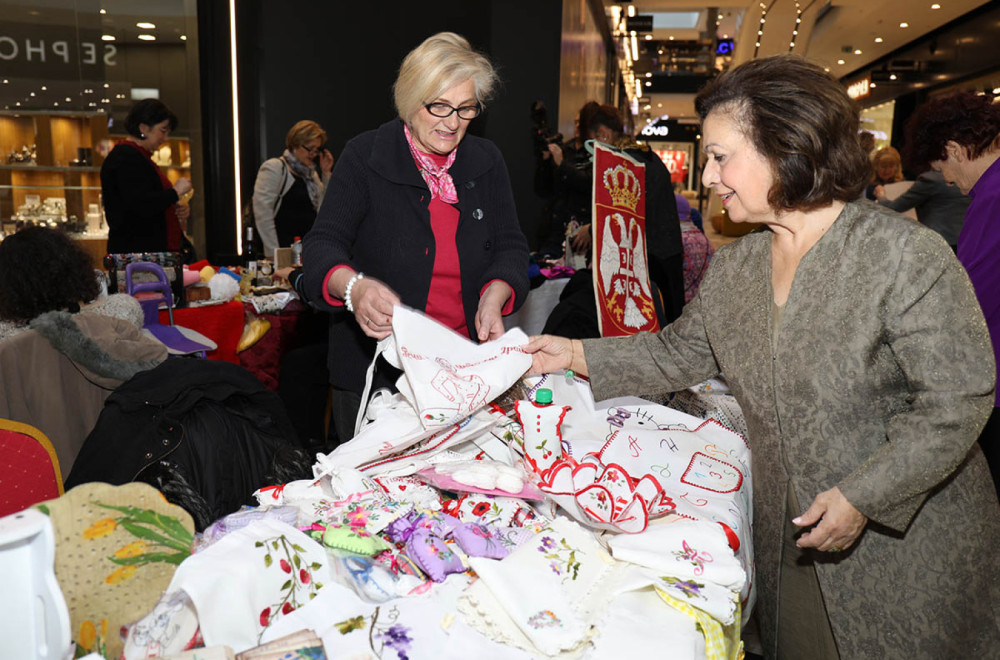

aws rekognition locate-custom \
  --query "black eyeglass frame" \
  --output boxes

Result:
[424,102,482,120]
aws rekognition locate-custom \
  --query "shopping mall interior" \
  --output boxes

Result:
[1,0,999,261]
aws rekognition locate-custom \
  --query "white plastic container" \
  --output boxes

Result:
[0,508,72,660]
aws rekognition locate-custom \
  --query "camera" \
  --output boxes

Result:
[531,100,563,154]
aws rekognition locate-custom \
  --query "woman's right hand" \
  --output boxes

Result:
[523,335,585,376]
[173,177,193,197]
[352,277,401,340]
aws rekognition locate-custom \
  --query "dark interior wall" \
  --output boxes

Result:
[238,0,563,251]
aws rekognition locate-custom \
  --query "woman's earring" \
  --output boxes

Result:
[139,132,146,139]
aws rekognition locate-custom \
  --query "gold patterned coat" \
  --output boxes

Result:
[582,201,1000,658]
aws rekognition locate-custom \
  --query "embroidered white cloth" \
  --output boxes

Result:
[166,520,331,653]
[520,373,756,620]
[609,518,746,591]
[320,305,530,474]
[463,517,618,656]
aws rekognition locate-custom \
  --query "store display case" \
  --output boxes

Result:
[0,111,191,252]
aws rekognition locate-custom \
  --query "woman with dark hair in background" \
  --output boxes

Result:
[302,32,529,443]
[101,98,193,254]
[902,89,1000,496]
[527,55,1000,658]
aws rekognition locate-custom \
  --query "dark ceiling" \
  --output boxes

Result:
[841,1,1000,107]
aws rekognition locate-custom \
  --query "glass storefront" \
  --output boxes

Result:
[0,0,202,260]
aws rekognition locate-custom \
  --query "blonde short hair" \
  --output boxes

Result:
[393,32,498,123]
[285,120,327,150]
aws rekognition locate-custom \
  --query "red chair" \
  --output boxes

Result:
[0,419,64,517]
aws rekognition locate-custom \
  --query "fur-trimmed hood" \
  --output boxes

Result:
[30,310,167,382]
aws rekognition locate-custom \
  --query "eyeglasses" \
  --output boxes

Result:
[299,144,322,155]
[425,102,481,120]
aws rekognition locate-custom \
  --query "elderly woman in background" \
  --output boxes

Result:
[252,120,334,257]
[526,55,999,659]
[901,90,1000,496]
[101,99,193,254]
[303,32,529,442]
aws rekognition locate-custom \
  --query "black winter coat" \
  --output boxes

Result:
[302,119,530,394]
[65,359,299,528]
[101,142,179,253]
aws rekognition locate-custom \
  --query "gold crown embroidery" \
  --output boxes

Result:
[602,165,641,211]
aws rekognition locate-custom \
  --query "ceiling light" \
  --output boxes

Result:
[645,81,652,87]
[931,3,941,8]
[2,79,7,84]
[102,34,115,41]
[993,87,1000,95]
[644,104,651,110]
[837,59,845,65]
[870,82,877,88]
[854,49,862,55]
[180,35,187,41]
[53,102,58,106]
[669,36,675,40]
[645,72,652,78]
[100,8,106,14]
[627,5,635,17]
[65,97,71,102]
[103,83,109,88]
[136,22,156,29]
[29,92,35,97]
[889,74,897,80]
[657,103,663,108]
[644,34,652,40]
[138,34,156,41]
[40,85,46,90]
[899,22,909,28]
[875,37,883,43]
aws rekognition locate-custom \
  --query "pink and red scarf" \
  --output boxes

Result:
[403,124,459,204]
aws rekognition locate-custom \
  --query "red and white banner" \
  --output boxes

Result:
[591,143,660,337]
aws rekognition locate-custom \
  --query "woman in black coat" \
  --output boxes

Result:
[302,32,529,442]
[101,99,192,253]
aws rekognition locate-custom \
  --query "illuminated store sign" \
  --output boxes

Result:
[847,77,871,100]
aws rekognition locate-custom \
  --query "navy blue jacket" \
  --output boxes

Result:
[302,119,529,393]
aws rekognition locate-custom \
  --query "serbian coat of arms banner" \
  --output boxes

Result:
[591,142,660,337]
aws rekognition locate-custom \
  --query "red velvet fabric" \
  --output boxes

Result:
[237,301,314,391]
[159,301,245,364]
[0,426,61,517]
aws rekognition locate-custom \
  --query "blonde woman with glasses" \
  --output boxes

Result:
[252,120,334,256]
[301,32,529,444]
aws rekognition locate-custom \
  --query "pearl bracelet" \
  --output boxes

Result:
[344,272,364,313]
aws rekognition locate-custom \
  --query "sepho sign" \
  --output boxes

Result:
[0,22,116,79]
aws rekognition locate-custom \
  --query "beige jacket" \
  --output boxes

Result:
[0,312,166,475]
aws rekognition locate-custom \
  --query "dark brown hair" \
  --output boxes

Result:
[695,55,868,212]
[124,98,178,138]
[902,91,1000,173]
[0,226,100,322]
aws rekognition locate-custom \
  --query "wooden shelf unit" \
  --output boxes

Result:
[0,113,190,225]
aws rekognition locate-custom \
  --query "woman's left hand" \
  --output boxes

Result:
[475,281,512,341]
[794,486,868,553]
[319,148,334,176]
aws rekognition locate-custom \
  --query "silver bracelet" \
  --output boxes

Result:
[344,272,364,312]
